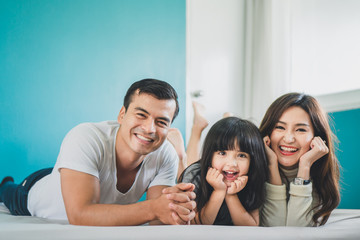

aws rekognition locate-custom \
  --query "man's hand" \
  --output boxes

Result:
[162,183,196,224]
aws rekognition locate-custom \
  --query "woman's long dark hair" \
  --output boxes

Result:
[259,92,340,226]
[180,117,268,224]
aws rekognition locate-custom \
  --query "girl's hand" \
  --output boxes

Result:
[263,136,278,167]
[206,167,227,192]
[227,176,248,195]
[299,136,329,169]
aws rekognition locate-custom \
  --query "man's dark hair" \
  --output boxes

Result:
[123,78,179,122]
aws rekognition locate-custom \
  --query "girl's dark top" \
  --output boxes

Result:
[181,162,233,225]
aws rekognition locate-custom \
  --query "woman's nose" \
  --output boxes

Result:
[283,131,295,143]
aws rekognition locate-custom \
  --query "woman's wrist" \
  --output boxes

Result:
[268,165,282,185]
[297,163,311,180]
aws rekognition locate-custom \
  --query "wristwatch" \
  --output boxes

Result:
[293,177,311,185]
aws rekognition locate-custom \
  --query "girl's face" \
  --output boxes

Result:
[270,106,315,169]
[211,147,250,187]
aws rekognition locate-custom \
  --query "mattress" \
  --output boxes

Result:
[1,203,359,240]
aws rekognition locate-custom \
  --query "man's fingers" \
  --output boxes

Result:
[166,191,196,202]
[162,183,195,194]
[169,200,196,213]
[177,210,195,223]
[171,212,186,225]
[169,203,190,215]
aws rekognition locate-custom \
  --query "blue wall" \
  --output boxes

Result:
[0,0,186,181]
[330,108,360,209]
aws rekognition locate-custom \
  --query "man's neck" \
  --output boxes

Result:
[115,130,145,172]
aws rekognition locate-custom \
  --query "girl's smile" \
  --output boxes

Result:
[222,170,240,182]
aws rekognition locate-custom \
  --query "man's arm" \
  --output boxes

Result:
[60,168,184,226]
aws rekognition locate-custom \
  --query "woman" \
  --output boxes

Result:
[259,92,340,226]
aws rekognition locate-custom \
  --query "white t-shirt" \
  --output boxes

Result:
[27,121,178,220]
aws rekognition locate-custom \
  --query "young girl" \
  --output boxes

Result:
[178,117,268,225]
[259,92,340,227]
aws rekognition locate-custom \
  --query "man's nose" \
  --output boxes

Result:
[143,118,156,133]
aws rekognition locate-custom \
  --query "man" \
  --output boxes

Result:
[0,78,196,225]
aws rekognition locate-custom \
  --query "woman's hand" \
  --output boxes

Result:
[297,136,329,179]
[227,176,248,195]
[206,167,227,192]
[263,136,282,185]
[263,136,278,167]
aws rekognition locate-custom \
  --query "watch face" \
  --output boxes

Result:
[294,178,303,185]
[294,178,311,185]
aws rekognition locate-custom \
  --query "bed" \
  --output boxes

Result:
[1,203,359,240]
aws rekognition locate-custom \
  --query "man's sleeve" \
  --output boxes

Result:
[148,140,178,188]
[56,123,101,178]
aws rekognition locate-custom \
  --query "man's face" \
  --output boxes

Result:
[117,92,176,156]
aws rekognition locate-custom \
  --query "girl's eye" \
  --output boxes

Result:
[218,151,226,156]
[238,153,248,158]
[296,128,307,132]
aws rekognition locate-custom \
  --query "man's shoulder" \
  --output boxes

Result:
[68,121,119,136]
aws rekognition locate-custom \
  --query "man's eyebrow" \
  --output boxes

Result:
[278,120,310,127]
[134,107,171,123]
[135,107,149,115]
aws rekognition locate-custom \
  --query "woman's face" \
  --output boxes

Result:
[270,106,315,169]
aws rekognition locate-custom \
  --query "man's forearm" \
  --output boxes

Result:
[66,200,156,226]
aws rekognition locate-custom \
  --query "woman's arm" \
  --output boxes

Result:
[263,136,282,185]
[260,183,287,226]
[286,183,315,226]
[286,137,327,226]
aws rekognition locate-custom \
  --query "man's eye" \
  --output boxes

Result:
[137,113,146,118]
[157,121,168,127]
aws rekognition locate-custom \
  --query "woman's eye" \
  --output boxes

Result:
[275,125,285,130]
[296,128,307,132]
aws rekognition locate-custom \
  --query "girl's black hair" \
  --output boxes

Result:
[179,117,268,224]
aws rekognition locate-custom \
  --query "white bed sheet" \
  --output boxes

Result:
[1,203,359,240]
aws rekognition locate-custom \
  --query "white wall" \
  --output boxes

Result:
[186,0,360,144]
[186,0,245,143]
